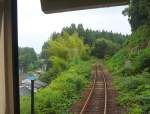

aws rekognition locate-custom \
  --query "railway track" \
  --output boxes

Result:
[70,64,108,114]
[70,64,126,114]
[79,64,107,114]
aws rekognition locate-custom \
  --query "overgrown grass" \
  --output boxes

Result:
[106,25,150,114]
[20,59,96,114]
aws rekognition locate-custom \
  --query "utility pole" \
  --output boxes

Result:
[27,75,36,114]
[31,80,34,114]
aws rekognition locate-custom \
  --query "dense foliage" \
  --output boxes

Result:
[91,38,119,58]
[61,24,127,46]
[39,27,125,82]
[123,0,150,31]
[20,28,97,114]
[106,25,150,113]
[20,59,95,114]
[40,32,90,83]
[106,0,150,113]
[40,24,127,71]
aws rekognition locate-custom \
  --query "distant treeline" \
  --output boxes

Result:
[19,24,128,74]
[51,23,127,45]
[40,24,128,69]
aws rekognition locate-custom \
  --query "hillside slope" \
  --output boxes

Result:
[106,25,150,114]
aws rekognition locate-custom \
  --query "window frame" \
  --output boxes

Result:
[8,1,129,114]
[11,0,20,114]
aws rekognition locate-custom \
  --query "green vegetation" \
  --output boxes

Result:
[123,0,150,32]
[106,0,150,113]
[91,38,119,58]
[40,24,127,73]
[40,32,90,83]
[20,97,31,114]
[106,25,150,114]
[35,60,94,114]
[20,28,98,114]
[39,27,125,83]
[61,23,127,46]
[21,59,95,114]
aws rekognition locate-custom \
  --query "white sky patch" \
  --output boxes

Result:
[18,0,131,53]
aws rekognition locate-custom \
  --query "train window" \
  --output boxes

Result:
[18,1,131,113]
[1,1,149,114]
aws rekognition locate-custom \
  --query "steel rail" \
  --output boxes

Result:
[79,65,108,114]
[79,65,97,114]
[102,70,107,114]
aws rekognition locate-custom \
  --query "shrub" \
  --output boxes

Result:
[22,60,93,114]
[135,47,150,72]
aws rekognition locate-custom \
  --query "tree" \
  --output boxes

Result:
[40,42,50,71]
[62,23,77,35]
[123,0,150,31]
[19,47,37,72]
[77,24,85,37]
[59,24,127,46]
[47,32,89,61]
[50,32,60,40]
[40,42,49,61]
[40,32,90,82]
[91,38,119,58]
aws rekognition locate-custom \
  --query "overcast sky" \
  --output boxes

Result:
[18,0,131,53]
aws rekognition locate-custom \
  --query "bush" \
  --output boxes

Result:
[135,47,150,72]
[35,60,93,114]
[112,71,150,114]
[121,60,135,76]
[39,32,90,82]
[91,38,119,58]
[20,97,31,114]
[21,59,95,114]
[106,25,150,113]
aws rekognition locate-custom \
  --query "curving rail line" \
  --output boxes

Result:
[79,64,108,114]
[102,68,107,114]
